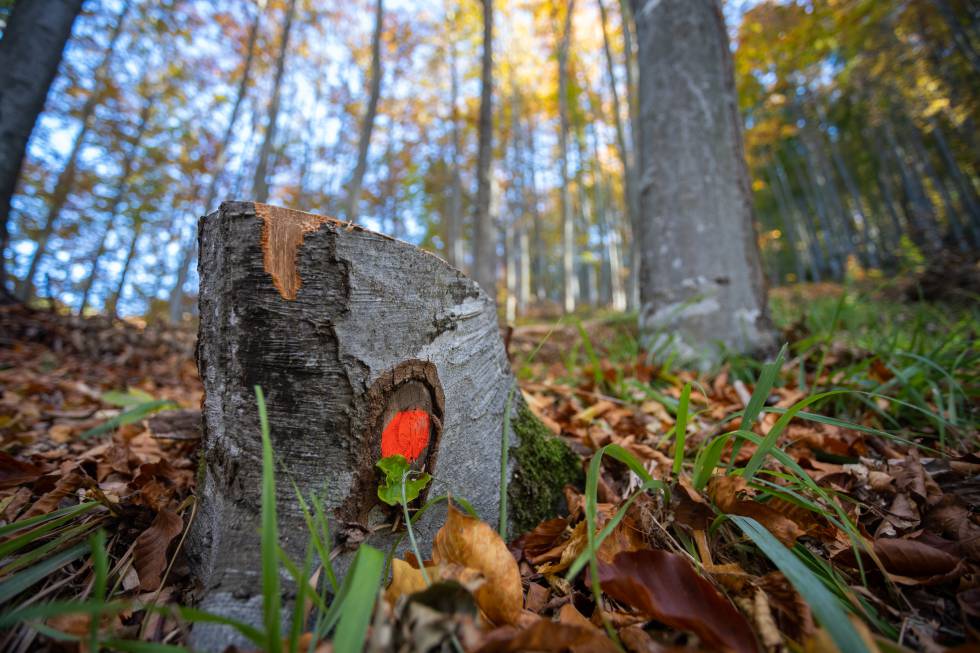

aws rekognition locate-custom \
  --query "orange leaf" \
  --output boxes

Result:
[433,504,523,626]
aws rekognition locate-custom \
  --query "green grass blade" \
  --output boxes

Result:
[743,389,848,482]
[727,344,785,471]
[0,502,99,539]
[692,433,732,491]
[255,385,281,649]
[0,541,89,604]
[731,515,869,653]
[672,383,691,477]
[89,529,108,652]
[81,400,178,438]
[332,545,385,653]
[176,607,265,646]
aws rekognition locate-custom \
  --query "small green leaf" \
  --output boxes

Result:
[100,388,156,408]
[376,455,431,506]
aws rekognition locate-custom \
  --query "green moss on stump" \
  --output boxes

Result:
[507,402,583,535]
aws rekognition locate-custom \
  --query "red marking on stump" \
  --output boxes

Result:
[381,410,430,462]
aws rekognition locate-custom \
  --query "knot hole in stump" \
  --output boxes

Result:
[343,360,445,526]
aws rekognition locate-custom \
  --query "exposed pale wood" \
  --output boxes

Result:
[255,203,331,300]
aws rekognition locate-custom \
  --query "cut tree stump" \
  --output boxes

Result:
[188,202,580,650]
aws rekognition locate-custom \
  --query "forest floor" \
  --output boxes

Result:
[0,282,977,652]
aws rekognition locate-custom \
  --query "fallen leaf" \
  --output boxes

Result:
[433,504,523,626]
[475,618,618,653]
[0,452,44,489]
[596,549,758,653]
[385,558,429,606]
[708,476,804,547]
[24,469,89,518]
[873,537,964,585]
[133,508,184,591]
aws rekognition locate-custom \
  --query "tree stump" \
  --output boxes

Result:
[189,202,580,649]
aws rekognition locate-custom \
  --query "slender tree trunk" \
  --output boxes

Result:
[929,116,980,233]
[79,100,152,315]
[883,122,944,255]
[794,139,850,273]
[504,220,517,322]
[252,0,298,204]
[589,120,625,309]
[343,0,384,222]
[620,0,641,310]
[446,37,464,269]
[472,0,496,298]
[518,227,530,314]
[905,119,977,249]
[632,0,774,366]
[12,0,126,301]
[930,0,980,73]
[526,117,546,302]
[784,148,839,278]
[764,166,806,283]
[168,4,263,322]
[107,220,142,319]
[557,0,576,313]
[597,0,637,242]
[774,157,825,281]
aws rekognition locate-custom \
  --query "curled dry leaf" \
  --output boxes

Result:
[23,468,89,518]
[596,549,758,653]
[873,537,964,585]
[433,504,523,626]
[133,508,184,591]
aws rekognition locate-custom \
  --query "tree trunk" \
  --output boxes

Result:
[471,0,496,298]
[446,36,464,269]
[106,219,142,319]
[631,0,774,367]
[557,0,576,314]
[343,0,384,223]
[252,0,298,204]
[188,202,580,650]
[3,0,109,302]
[597,0,637,253]
[526,117,546,302]
[764,166,806,283]
[929,116,980,234]
[883,122,944,256]
[168,4,263,322]
[78,99,152,315]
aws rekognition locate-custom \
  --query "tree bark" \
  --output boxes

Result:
[342,0,384,223]
[472,0,496,299]
[252,0,298,204]
[1,0,97,302]
[188,202,580,650]
[557,0,576,314]
[631,0,774,367]
[168,4,263,323]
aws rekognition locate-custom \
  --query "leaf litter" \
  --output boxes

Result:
[1,297,978,652]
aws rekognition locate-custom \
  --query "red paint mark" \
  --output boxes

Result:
[381,410,430,462]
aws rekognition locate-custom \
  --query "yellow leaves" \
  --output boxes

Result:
[433,505,523,626]
[385,505,524,627]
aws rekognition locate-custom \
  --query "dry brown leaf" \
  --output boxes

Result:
[433,504,523,626]
[873,537,964,585]
[596,549,758,653]
[708,476,805,547]
[475,618,618,653]
[0,452,44,489]
[23,468,89,518]
[133,508,183,591]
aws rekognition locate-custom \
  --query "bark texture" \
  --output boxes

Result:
[632,0,775,367]
[189,202,578,649]
[0,0,85,301]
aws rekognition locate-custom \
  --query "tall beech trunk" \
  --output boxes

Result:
[7,0,116,301]
[557,0,576,313]
[631,0,774,367]
[343,0,383,222]
[79,99,152,315]
[472,0,495,297]
[252,0,297,204]
[168,4,263,322]
[188,202,580,650]
[445,37,464,269]
[883,123,944,255]
[107,219,142,319]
